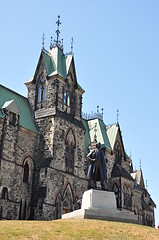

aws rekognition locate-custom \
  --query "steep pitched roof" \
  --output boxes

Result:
[26,47,84,94]
[111,163,134,181]
[0,84,39,133]
[48,47,67,78]
[106,124,118,150]
[82,118,111,154]
[42,50,55,76]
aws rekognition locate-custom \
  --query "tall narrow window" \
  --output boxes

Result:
[2,187,8,200]
[65,128,76,174]
[38,76,46,102]
[65,142,74,173]
[63,86,70,106]
[67,92,70,106]
[64,88,67,105]
[9,112,16,126]
[23,162,29,183]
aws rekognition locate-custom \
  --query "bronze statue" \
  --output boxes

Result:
[87,142,107,190]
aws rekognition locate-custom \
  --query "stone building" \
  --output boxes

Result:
[0,17,156,226]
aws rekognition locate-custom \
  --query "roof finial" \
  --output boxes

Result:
[42,33,45,49]
[101,108,104,120]
[130,150,132,159]
[61,38,63,50]
[97,105,99,113]
[94,123,97,141]
[116,109,119,123]
[71,37,74,54]
[50,36,53,50]
[139,159,142,170]
[55,15,61,45]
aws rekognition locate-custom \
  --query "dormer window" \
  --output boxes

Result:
[38,76,46,103]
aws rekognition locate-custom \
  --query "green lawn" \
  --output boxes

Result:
[0,219,159,240]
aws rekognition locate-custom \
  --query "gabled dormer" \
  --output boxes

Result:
[1,100,20,126]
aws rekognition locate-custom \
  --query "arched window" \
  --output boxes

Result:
[22,157,34,184]
[62,184,74,215]
[38,76,46,103]
[65,128,76,173]
[23,162,29,183]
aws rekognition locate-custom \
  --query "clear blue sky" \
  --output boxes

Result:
[1,0,159,227]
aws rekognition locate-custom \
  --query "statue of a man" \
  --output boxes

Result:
[87,142,107,190]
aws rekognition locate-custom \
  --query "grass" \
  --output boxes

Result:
[0,219,159,240]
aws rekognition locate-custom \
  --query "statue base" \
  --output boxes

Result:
[81,189,117,210]
[62,189,138,224]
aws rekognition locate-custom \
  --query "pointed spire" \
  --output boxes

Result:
[130,150,132,159]
[61,38,63,50]
[101,108,104,120]
[97,105,99,113]
[146,180,148,190]
[94,123,97,141]
[42,33,45,49]
[139,159,142,170]
[55,15,61,46]
[116,109,119,123]
[50,36,53,50]
[71,37,74,54]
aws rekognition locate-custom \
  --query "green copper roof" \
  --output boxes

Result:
[56,47,67,79]
[82,118,111,154]
[42,50,55,76]
[0,84,39,133]
[99,119,111,149]
[87,118,111,149]
[106,124,118,150]
[27,47,85,94]
[43,47,67,79]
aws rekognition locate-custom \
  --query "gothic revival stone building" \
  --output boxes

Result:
[0,19,156,226]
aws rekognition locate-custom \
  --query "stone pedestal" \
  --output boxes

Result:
[62,189,138,224]
[81,189,117,211]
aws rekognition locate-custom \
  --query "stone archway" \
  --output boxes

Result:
[62,184,74,215]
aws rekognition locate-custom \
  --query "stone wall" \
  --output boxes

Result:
[0,111,37,220]
[33,107,88,220]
